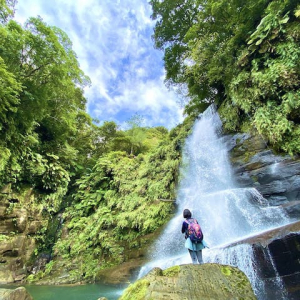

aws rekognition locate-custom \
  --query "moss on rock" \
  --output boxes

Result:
[220,265,232,276]
[162,265,180,277]
[119,263,257,300]
[119,279,150,300]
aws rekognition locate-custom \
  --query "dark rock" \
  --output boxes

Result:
[31,253,51,274]
[256,180,289,195]
[228,221,300,300]
[228,132,300,205]
[265,195,289,206]
[268,233,300,276]
[282,201,300,219]
[2,250,19,257]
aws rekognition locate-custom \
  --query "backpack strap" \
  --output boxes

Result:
[184,219,191,238]
[185,218,197,225]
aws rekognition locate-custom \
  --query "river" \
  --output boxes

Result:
[0,283,127,300]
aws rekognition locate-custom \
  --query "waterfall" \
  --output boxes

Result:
[138,106,291,299]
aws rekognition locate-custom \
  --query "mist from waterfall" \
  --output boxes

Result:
[138,106,291,299]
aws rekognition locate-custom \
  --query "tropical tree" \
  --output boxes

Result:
[0,10,92,203]
[124,114,147,155]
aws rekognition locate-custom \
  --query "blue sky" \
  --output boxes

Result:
[14,0,184,129]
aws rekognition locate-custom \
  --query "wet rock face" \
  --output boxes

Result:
[253,232,300,300]
[31,253,51,274]
[224,133,300,299]
[119,264,257,300]
[226,133,300,214]
[230,221,300,300]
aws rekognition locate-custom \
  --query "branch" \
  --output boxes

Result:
[158,199,176,202]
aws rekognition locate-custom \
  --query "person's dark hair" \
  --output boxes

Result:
[183,209,192,218]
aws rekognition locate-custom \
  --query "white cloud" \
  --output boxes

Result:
[14,0,184,129]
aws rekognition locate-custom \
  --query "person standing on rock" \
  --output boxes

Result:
[181,209,206,264]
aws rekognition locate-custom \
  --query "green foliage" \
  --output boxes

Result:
[54,149,175,278]
[0,0,15,24]
[119,279,150,300]
[150,0,269,105]
[26,260,55,283]
[0,234,9,242]
[151,0,300,154]
[0,146,10,172]
[124,114,148,155]
[0,56,21,125]
[150,0,198,84]
[228,1,300,154]
[52,119,194,281]
[0,10,94,210]
[162,265,180,277]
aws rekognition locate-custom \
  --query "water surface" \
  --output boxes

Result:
[1,283,126,300]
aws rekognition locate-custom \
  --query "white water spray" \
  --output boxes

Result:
[139,106,291,299]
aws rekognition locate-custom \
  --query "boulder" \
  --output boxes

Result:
[0,287,33,300]
[227,221,300,299]
[119,264,256,300]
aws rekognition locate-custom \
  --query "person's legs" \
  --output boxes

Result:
[188,249,198,264]
[196,250,203,264]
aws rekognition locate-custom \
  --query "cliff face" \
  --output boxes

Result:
[225,132,300,217]
[225,132,300,300]
[0,185,50,284]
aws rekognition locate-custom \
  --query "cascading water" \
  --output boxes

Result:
[138,106,292,299]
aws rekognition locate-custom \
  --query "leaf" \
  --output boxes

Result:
[279,16,289,24]
[255,39,263,46]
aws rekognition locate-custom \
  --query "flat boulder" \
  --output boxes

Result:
[0,287,33,300]
[119,263,256,300]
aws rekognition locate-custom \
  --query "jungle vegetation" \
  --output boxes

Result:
[150,0,300,155]
[1,0,300,282]
[0,0,195,281]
